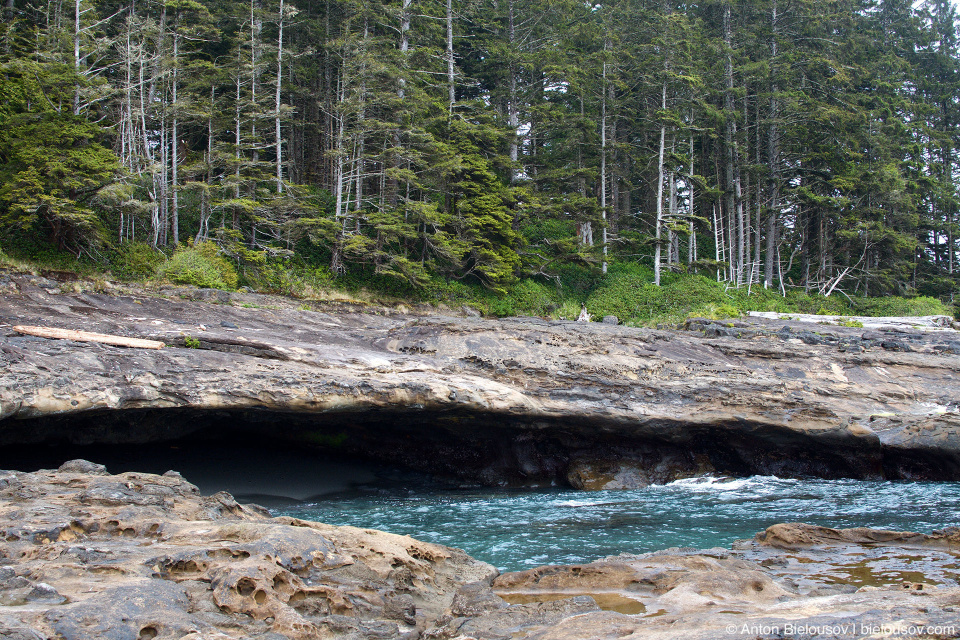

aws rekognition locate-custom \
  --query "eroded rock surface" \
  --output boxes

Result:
[3,468,959,640]
[485,522,960,640]
[1,271,959,484]
[0,463,495,639]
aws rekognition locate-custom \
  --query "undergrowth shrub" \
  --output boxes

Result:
[852,295,948,317]
[239,259,314,297]
[157,241,238,290]
[108,242,164,281]
[585,273,664,321]
[505,279,558,316]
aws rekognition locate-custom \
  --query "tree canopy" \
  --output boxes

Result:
[0,0,958,300]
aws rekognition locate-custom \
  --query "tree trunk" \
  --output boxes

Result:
[765,0,780,289]
[171,21,179,246]
[275,0,285,193]
[723,0,742,284]
[655,80,666,287]
[600,41,608,274]
[446,0,455,115]
[688,131,695,264]
[507,0,518,180]
[73,0,81,115]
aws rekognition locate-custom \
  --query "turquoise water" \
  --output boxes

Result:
[279,476,960,572]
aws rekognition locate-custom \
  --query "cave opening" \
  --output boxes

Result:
[0,404,907,499]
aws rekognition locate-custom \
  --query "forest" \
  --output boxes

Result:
[0,0,958,321]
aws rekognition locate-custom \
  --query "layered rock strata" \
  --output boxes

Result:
[1,271,959,486]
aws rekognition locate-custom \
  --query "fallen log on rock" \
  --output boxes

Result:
[12,325,165,349]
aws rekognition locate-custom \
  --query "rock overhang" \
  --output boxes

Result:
[2,272,959,488]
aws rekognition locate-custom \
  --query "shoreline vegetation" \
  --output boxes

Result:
[0,244,953,327]
[2,0,960,335]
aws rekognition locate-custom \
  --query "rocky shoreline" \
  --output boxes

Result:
[1,271,960,486]
[3,273,960,638]
[1,464,959,640]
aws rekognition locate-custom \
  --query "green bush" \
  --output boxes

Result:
[557,299,582,320]
[585,273,664,321]
[852,295,949,317]
[240,260,309,297]
[108,242,164,281]
[781,291,852,315]
[690,302,740,320]
[157,242,238,290]
[554,262,599,299]
[506,279,557,316]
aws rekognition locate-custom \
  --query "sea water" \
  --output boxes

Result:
[279,475,960,572]
[5,443,959,573]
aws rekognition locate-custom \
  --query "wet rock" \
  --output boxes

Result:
[755,522,960,549]
[601,315,619,325]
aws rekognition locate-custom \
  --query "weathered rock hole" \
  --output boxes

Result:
[254,589,267,604]
[236,577,257,597]
[171,560,203,574]
[288,590,306,604]
[273,573,293,594]
[138,626,158,640]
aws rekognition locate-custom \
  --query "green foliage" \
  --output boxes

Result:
[240,260,338,299]
[183,336,201,349]
[157,242,238,290]
[1,0,959,311]
[779,292,852,315]
[0,59,120,253]
[842,320,864,328]
[557,300,583,320]
[585,273,666,322]
[0,232,101,275]
[692,303,741,320]
[108,242,165,281]
[851,296,949,317]
[485,279,559,317]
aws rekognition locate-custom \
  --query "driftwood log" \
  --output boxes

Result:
[12,325,165,350]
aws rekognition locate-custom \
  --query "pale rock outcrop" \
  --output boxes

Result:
[1,272,959,485]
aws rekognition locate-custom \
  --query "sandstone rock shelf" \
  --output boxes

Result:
[1,464,959,640]
[2,271,960,487]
